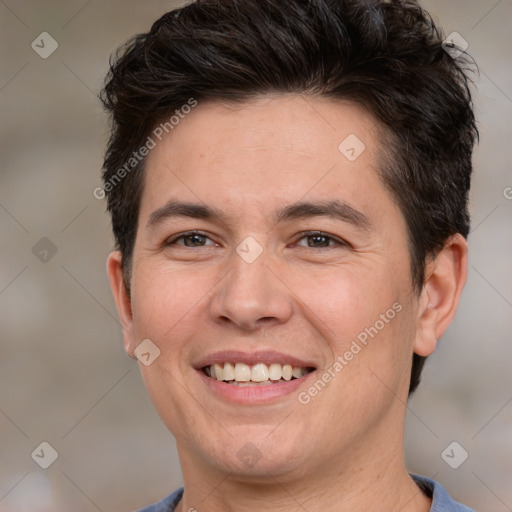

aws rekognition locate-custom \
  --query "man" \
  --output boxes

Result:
[100,0,477,510]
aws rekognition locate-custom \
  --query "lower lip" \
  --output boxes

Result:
[197,369,315,404]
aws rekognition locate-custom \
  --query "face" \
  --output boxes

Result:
[109,95,444,482]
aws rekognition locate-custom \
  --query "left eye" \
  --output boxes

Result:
[294,231,344,248]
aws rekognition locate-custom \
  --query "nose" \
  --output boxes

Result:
[209,242,293,332]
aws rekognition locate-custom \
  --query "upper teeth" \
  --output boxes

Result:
[205,362,310,382]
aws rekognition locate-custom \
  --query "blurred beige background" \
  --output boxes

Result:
[1,1,511,511]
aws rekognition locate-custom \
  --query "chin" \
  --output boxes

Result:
[201,427,314,480]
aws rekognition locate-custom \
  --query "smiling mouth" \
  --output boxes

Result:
[202,362,315,386]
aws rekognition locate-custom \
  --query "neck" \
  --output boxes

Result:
[175,440,431,512]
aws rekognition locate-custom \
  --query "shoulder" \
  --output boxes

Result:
[136,487,184,512]
[411,474,475,512]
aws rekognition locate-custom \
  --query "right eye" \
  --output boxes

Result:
[165,230,217,248]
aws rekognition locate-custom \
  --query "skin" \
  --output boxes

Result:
[107,95,467,512]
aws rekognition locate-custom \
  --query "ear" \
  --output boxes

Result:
[414,234,468,357]
[107,251,136,358]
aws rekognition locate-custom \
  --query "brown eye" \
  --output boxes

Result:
[166,231,216,247]
[294,231,346,249]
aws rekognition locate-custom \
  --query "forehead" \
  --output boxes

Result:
[139,94,396,228]
[147,95,381,165]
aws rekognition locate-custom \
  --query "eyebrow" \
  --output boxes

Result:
[274,200,372,231]
[146,199,372,232]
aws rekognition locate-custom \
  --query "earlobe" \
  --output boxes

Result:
[413,234,468,357]
[106,251,137,358]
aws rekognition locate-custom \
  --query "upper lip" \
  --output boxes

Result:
[194,350,317,370]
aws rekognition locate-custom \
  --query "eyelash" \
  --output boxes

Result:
[165,230,347,249]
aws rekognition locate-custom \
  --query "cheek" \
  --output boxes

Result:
[286,263,401,346]
[129,264,211,433]
[290,265,413,399]
[130,260,211,343]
